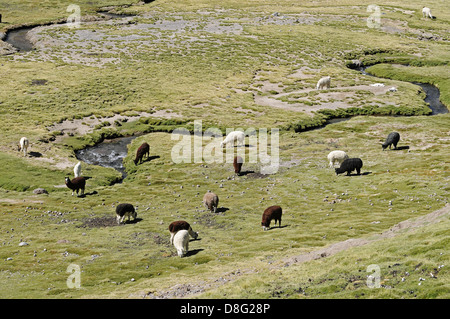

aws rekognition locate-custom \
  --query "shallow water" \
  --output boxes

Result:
[4,27,34,51]
[75,136,137,179]
[4,11,136,52]
[358,66,448,115]
[74,71,448,177]
[413,82,448,115]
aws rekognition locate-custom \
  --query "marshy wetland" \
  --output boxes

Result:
[0,0,448,299]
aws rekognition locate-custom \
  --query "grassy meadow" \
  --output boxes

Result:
[0,0,448,299]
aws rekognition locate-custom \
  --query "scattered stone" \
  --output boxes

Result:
[33,188,48,195]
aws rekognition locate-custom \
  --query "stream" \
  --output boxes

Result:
[4,26,34,52]
[359,66,448,115]
[75,136,137,180]
[3,11,135,52]
[77,67,448,179]
[412,82,448,115]
[3,16,447,179]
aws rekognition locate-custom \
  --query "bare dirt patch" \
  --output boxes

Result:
[47,112,153,136]
[78,215,120,228]
[142,268,257,299]
[46,110,184,138]
[243,171,270,179]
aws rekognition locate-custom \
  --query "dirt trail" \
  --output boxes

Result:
[143,204,449,299]
[282,203,449,266]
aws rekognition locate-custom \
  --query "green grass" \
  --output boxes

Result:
[0,0,140,32]
[0,152,66,192]
[367,64,450,106]
[0,0,449,299]
[200,217,450,299]
[1,115,448,298]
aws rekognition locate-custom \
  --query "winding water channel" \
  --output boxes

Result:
[4,26,34,52]
[358,66,448,115]
[75,136,136,179]
[73,68,447,179]
[3,11,135,52]
[412,82,448,115]
[3,14,447,179]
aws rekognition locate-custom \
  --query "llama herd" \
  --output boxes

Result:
[328,131,401,176]
[17,127,402,257]
[16,1,432,256]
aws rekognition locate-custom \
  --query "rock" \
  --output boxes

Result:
[19,242,29,246]
[33,188,48,194]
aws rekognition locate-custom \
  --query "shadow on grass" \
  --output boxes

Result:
[186,248,204,257]
[28,151,42,157]
[267,225,289,230]
[338,172,372,177]
[237,170,255,176]
[137,155,160,165]
[216,207,229,213]
[123,217,143,224]
[78,190,98,197]
[392,146,410,151]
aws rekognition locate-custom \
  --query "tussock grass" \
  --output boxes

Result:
[367,64,450,106]
[200,217,450,299]
[0,0,448,298]
[0,0,139,32]
[1,115,448,298]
